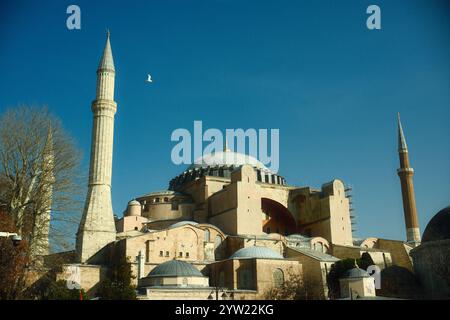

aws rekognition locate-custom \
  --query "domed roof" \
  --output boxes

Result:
[169,149,287,191]
[149,260,203,277]
[189,150,271,173]
[230,246,283,259]
[170,221,199,228]
[128,199,140,206]
[422,206,450,243]
[344,267,370,278]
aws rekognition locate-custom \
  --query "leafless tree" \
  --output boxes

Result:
[0,106,84,263]
[264,267,325,300]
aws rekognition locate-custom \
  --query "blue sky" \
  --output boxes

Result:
[0,0,449,244]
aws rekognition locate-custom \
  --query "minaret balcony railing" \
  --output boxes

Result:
[397,168,414,174]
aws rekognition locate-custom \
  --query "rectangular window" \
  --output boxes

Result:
[159,251,163,257]
[146,241,150,262]
[165,251,169,257]
[179,252,183,258]
[171,202,179,211]
[186,252,189,258]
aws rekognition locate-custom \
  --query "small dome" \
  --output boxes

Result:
[345,267,370,278]
[149,260,203,277]
[170,221,199,228]
[230,246,283,259]
[422,206,450,243]
[128,200,140,206]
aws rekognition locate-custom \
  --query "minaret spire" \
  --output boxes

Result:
[397,113,408,152]
[396,113,421,245]
[98,30,115,72]
[76,32,118,263]
[30,124,54,260]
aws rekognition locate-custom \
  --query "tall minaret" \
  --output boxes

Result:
[31,125,53,259]
[397,113,421,245]
[76,31,117,263]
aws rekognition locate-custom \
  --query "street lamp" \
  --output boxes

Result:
[0,232,22,246]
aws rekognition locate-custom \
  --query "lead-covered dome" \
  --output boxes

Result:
[169,150,286,191]
[149,260,203,277]
[128,199,140,206]
[422,206,450,243]
[230,246,283,259]
[188,150,269,172]
[345,267,370,278]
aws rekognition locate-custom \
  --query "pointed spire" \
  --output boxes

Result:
[42,122,55,176]
[98,29,115,72]
[43,122,53,156]
[397,112,408,152]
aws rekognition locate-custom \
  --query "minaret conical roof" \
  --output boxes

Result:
[98,30,115,71]
[397,113,408,152]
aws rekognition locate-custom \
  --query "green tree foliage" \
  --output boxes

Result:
[97,257,137,300]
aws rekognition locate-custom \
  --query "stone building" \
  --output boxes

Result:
[410,206,450,299]
[51,32,437,300]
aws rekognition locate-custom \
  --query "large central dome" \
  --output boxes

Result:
[169,148,286,191]
[188,150,270,172]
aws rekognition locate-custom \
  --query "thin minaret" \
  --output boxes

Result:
[397,113,421,244]
[31,124,53,258]
[76,31,117,263]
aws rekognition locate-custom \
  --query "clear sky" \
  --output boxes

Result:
[0,0,449,245]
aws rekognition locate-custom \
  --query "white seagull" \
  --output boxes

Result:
[146,74,153,83]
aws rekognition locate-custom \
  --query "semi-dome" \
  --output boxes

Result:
[170,221,199,228]
[230,246,283,259]
[345,267,370,278]
[422,206,450,243]
[148,260,203,278]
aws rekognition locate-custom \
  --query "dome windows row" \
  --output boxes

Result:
[169,165,286,191]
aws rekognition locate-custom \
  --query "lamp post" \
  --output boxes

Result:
[0,232,22,246]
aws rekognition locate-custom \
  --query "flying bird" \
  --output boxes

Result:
[146,74,153,83]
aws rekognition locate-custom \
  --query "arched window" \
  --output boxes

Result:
[204,229,210,242]
[273,268,284,288]
[164,197,169,202]
[314,242,324,253]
